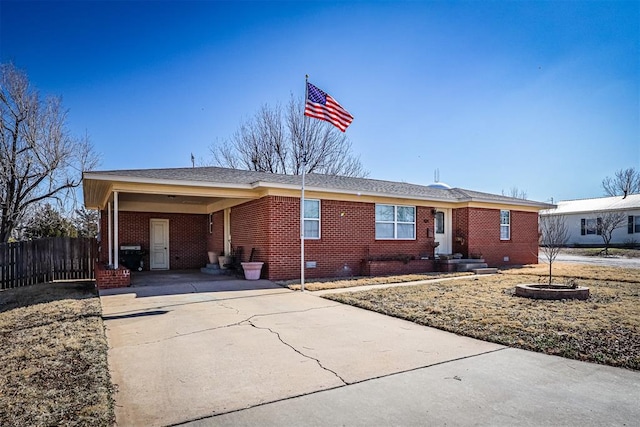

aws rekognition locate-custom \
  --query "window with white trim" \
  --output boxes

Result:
[375,204,415,239]
[628,216,640,234]
[435,211,445,234]
[581,218,601,235]
[500,210,510,240]
[303,199,320,239]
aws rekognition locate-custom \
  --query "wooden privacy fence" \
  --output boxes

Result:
[0,237,98,290]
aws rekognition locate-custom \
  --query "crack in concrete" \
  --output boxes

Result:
[245,318,348,386]
[217,301,240,315]
[103,291,330,320]
[125,304,340,347]
[170,347,511,426]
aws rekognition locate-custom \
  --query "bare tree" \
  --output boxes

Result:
[602,167,640,199]
[539,215,570,286]
[502,187,528,199]
[595,211,627,255]
[209,95,367,177]
[0,63,99,242]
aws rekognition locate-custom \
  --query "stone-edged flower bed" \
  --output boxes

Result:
[515,283,590,300]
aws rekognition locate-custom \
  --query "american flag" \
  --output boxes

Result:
[304,82,354,132]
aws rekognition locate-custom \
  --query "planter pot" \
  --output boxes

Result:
[241,262,264,280]
[218,256,232,270]
[207,251,217,264]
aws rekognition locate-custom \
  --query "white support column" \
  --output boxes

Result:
[108,202,113,267]
[223,208,231,255]
[114,191,119,269]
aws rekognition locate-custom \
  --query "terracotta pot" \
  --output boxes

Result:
[207,251,217,264]
[241,262,264,280]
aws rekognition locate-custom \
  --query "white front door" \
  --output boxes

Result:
[150,219,169,270]
[434,210,452,256]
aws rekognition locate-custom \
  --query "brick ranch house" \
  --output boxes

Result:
[82,166,551,283]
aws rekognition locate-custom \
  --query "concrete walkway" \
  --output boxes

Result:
[100,277,640,426]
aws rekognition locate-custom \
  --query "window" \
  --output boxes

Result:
[375,204,415,239]
[629,216,640,234]
[303,199,320,239]
[435,211,445,234]
[581,218,602,235]
[500,210,510,240]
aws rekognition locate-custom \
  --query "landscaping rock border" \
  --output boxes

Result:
[515,283,589,300]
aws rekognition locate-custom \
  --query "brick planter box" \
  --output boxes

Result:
[361,259,435,276]
[95,263,130,289]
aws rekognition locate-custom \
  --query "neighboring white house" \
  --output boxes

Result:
[540,194,640,247]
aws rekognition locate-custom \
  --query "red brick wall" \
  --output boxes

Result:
[452,208,470,256]
[97,200,539,278]
[230,198,271,278]
[206,211,225,258]
[231,196,436,280]
[362,259,435,276]
[98,211,208,270]
[454,207,539,267]
[95,263,130,289]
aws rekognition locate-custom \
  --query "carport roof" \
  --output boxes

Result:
[82,166,552,210]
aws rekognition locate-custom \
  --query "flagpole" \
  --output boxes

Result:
[301,75,309,292]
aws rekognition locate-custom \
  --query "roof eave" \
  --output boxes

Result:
[83,172,255,190]
[82,172,553,209]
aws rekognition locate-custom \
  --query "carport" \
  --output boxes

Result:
[82,169,260,273]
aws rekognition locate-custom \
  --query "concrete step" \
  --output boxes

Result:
[456,262,488,272]
[473,267,498,275]
[201,266,226,275]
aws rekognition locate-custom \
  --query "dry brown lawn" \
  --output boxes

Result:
[323,263,640,370]
[281,272,473,291]
[0,282,114,426]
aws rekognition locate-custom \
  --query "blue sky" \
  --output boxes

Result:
[1,1,638,203]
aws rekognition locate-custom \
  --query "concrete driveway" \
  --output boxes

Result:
[100,274,640,426]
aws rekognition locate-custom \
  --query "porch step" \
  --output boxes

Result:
[473,267,498,275]
[201,263,225,275]
[456,262,488,272]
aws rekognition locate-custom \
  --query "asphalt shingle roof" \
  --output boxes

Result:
[88,166,549,207]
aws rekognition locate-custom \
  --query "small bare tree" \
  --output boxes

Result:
[209,95,367,177]
[502,187,528,199]
[539,215,570,286]
[602,167,640,198]
[595,211,627,255]
[0,63,99,242]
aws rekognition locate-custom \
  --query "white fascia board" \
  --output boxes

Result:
[454,193,553,209]
[252,180,550,207]
[471,197,554,209]
[83,173,254,190]
[250,180,459,203]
